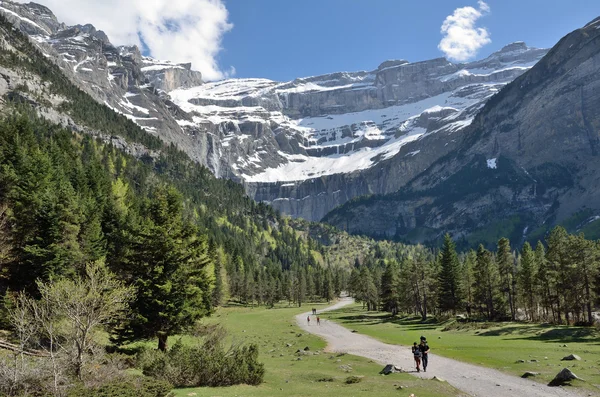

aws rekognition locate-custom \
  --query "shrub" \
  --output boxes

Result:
[66,377,174,397]
[345,376,363,384]
[138,336,265,388]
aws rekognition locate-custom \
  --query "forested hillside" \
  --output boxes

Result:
[0,12,350,396]
[348,230,600,325]
[0,11,348,308]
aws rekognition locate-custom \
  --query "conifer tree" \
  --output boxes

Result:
[116,186,212,351]
[518,242,537,321]
[437,234,462,314]
[497,238,516,320]
[380,260,399,314]
[474,245,500,319]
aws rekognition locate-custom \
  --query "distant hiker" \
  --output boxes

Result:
[307,316,310,325]
[312,308,317,315]
[317,316,321,325]
[419,337,430,372]
[412,342,422,372]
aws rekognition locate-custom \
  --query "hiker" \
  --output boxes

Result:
[317,316,320,325]
[307,315,310,325]
[412,342,422,372]
[312,308,317,315]
[419,336,430,372]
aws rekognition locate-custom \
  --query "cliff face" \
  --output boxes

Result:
[324,18,600,247]
[0,1,558,228]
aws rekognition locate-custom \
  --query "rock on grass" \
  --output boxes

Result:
[549,368,579,386]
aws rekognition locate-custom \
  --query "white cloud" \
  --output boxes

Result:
[438,1,491,62]
[14,0,233,80]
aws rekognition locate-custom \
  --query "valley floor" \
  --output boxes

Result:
[298,298,589,397]
[174,302,461,397]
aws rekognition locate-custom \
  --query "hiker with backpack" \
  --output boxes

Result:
[419,336,430,372]
[412,342,422,372]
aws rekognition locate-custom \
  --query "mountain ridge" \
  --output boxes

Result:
[323,16,600,248]
[0,0,549,223]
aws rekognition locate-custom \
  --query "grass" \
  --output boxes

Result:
[325,304,600,393]
[163,301,461,397]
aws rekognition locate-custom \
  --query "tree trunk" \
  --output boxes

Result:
[158,333,168,352]
[584,273,593,324]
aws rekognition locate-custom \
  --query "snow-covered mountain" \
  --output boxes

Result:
[0,0,547,221]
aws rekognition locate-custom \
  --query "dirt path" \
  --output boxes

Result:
[297,298,584,397]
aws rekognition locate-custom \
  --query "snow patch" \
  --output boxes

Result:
[487,158,497,169]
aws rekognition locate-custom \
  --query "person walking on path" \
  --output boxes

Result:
[412,342,422,372]
[419,337,430,372]
[307,316,310,325]
[317,316,321,325]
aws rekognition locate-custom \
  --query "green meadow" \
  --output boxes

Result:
[169,303,460,397]
[324,304,600,393]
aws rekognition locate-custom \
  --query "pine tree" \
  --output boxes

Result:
[518,242,537,321]
[437,234,462,314]
[322,268,335,303]
[380,260,400,314]
[116,186,212,351]
[497,238,516,320]
[462,250,476,317]
[474,245,501,319]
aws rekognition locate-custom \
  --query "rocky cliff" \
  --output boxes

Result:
[0,0,553,226]
[324,17,600,247]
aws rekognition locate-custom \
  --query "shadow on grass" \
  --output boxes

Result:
[333,312,442,331]
[477,324,599,344]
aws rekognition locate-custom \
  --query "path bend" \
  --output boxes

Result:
[296,297,583,397]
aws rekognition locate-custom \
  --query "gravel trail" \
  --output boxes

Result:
[297,297,584,397]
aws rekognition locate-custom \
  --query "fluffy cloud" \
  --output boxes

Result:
[15,0,233,80]
[438,1,491,62]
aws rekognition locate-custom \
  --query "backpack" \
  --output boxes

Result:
[413,347,422,358]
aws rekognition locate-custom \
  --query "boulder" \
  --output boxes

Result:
[561,354,581,361]
[379,364,400,375]
[522,372,539,378]
[303,346,310,351]
[549,368,579,386]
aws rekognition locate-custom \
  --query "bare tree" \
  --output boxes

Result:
[5,293,38,393]
[37,261,133,380]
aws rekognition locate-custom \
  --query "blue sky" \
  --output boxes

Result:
[216,0,600,81]
[22,0,600,81]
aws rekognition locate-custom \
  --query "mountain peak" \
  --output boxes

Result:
[377,59,409,70]
[499,41,529,52]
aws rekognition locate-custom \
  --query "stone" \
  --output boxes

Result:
[522,372,539,378]
[516,359,526,363]
[561,354,581,361]
[549,368,579,386]
[379,364,399,375]
[432,376,446,382]
[303,346,310,351]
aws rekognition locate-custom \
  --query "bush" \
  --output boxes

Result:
[345,376,363,384]
[137,336,264,388]
[66,377,174,397]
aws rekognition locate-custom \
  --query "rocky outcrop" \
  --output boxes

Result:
[0,0,557,230]
[549,368,579,386]
[323,18,600,246]
[142,58,203,92]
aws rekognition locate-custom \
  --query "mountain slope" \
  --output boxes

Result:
[324,17,600,248]
[0,0,547,222]
[0,8,346,309]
